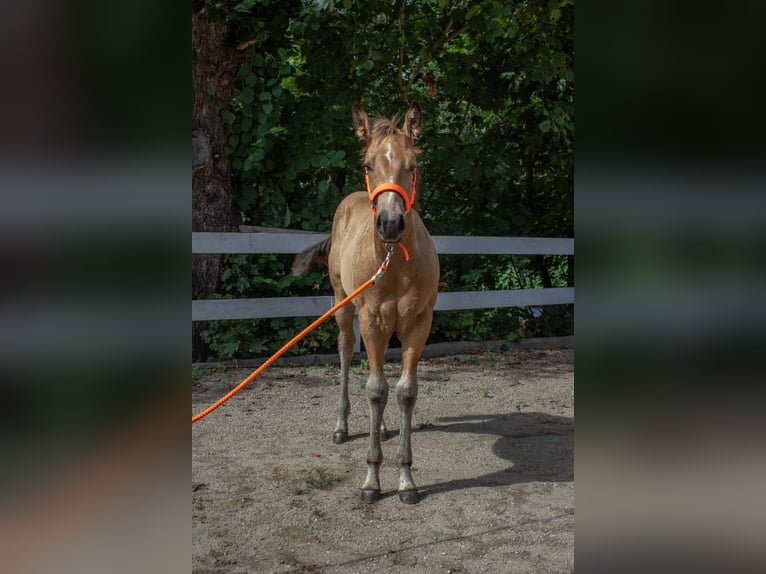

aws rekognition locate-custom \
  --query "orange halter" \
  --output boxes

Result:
[363,167,414,261]
[364,167,417,217]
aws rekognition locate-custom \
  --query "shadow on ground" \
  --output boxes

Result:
[416,412,573,500]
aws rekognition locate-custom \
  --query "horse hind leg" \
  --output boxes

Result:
[332,301,355,444]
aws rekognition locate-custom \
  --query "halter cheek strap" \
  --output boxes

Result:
[365,167,417,217]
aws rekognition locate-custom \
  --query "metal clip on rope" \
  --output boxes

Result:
[371,243,395,284]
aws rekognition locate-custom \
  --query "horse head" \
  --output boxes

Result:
[352,101,422,244]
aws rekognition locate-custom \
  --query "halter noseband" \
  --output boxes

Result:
[364,167,417,217]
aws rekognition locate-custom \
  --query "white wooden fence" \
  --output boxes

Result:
[192,230,574,351]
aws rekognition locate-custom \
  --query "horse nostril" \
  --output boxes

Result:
[375,212,405,241]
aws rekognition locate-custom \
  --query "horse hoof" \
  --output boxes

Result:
[332,431,348,444]
[360,489,380,504]
[380,429,389,441]
[398,490,419,505]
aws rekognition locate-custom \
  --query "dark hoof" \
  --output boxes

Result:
[360,489,380,504]
[398,490,419,504]
[380,429,389,441]
[332,431,348,444]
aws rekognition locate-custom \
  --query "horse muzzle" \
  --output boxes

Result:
[375,210,405,243]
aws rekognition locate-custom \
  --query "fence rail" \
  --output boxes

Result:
[192,232,574,256]
[192,231,574,348]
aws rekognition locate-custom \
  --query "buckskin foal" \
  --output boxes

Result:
[292,102,439,504]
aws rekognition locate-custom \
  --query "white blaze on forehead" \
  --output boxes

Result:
[384,142,397,183]
[377,190,404,213]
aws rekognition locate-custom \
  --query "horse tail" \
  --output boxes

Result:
[291,237,331,276]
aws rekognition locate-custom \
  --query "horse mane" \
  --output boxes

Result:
[363,116,422,157]
[370,116,403,137]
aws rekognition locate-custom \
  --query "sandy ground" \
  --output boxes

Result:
[192,346,573,573]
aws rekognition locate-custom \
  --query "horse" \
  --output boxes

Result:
[291,102,439,504]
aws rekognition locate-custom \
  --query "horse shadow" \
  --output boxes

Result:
[414,412,574,501]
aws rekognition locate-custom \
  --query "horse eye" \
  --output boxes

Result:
[362,162,372,170]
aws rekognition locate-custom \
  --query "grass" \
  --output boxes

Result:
[323,364,339,376]
[300,468,342,493]
[192,362,227,383]
[466,350,501,369]
[479,351,500,369]
[192,366,205,383]
[352,357,370,381]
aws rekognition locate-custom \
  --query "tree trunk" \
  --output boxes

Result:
[192,3,241,360]
[566,163,574,287]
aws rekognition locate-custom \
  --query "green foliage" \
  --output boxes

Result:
[199,252,337,360]
[198,0,574,360]
[430,253,573,343]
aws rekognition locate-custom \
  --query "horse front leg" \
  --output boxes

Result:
[332,303,355,444]
[359,308,391,504]
[361,368,388,503]
[395,371,418,504]
[395,310,433,504]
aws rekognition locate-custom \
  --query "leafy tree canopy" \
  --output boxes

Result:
[198,0,574,360]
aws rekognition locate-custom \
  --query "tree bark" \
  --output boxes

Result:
[192,3,240,360]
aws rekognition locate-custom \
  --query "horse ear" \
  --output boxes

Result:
[352,102,371,142]
[404,101,423,140]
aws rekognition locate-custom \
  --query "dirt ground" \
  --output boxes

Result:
[192,345,574,573]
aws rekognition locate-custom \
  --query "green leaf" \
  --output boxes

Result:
[317,179,329,200]
[243,147,265,171]
[221,109,235,125]
[241,87,254,104]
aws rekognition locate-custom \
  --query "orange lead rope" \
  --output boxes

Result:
[192,244,397,424]
[395,242,410,261]
[193,166,416,424]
